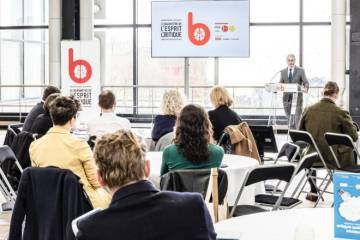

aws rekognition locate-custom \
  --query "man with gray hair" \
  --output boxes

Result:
[73,130,216,240]
[279,54,309,129]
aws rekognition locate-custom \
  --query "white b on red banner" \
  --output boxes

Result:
[60,40,100,110]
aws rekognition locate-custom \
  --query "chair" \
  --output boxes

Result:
[8,167,92,240]
[324,132,360,172]
[291,152,320,199]
[10,131,36,168]
[161,168,228,223]
[0,146,23,211]
[160,168,228,205]
[289,130,333,207]
[230,164,299,217]
[87,135,97,150]
[265,142,300,193]
[217,132,233,154]
[3,123,23,146]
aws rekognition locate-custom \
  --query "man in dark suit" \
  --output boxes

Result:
[74,130,216,240]
[22,86,60,132]
[280,54,309,128]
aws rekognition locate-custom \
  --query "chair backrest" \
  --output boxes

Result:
[87,135,97,150]
[10,131,36,168]
[217,132,233,154]
[295,152,319,174]
[8,167,92,240]
[244,164,295,187]
[289,130,329,171]
[160,168,228,204]
[324,132,355,149]
[9,123,23,134]
[154,131,174,151]
[274,142,300,163]
[324,132,359,168]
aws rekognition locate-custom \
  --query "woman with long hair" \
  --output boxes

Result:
[160,104,224,175]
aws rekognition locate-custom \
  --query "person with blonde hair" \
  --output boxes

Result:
[151,89,184,142]
[208,86,242,142]
[74,130,216,240]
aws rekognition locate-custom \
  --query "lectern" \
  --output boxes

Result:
[265,83,306,129]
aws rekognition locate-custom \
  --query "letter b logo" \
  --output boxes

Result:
[68,48,92,84]
[188,12,210,46]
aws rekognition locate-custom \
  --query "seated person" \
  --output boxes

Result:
[208,86,242,143]
[29,96,110,208]
[30,93,60,136]
[23,86,61,132]
[299,81,358,201]
[151,89,184,142]
[75,130,216,240]
[87,90,131,137]
[161,104,224,175]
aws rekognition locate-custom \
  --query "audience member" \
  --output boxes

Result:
[208,86,242,142]
[23,86,60,132]
[30,93,60,136]
[161,104,224,175]
[151,89,184,142]
[87,90,131,137]
[299,81,358,201]
[29,96,110,208]
[74,130,216,240]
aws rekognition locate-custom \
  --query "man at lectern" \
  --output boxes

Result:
[280,54,309,128]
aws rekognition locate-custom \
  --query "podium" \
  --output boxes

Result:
[265,83,307,129]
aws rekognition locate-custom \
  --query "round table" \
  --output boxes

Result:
[146,151,264,206]
[215,208,342,240]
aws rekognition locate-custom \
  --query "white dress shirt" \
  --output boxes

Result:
[87,112,131,137]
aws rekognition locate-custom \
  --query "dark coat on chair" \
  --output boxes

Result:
[76,180,216,240]
[22,102,45,132]
[10,131,35,168]
[151,115,176,141]
[208,105,242,142]
[299,98,358,168]
[8,167,92,240]
[30,112,53,136]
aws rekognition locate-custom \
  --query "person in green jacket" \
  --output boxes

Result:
[298,81,358,201]
[161,104,224,176]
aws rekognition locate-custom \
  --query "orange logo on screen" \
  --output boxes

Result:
[188,12,210,46]
[68,48,92,84]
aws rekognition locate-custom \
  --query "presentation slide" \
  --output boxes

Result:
[151,0,250,58]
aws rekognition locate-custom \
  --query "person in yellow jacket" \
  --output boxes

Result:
[29,95,110,209]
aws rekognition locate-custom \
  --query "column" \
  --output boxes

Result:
[49,0,62,86]
[331,0,347,108]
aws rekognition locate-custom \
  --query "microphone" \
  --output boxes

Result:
[265,70,281,93]
[269,70,281,84]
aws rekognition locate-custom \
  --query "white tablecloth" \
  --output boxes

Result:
[146,152,264,206]
[215,208,348,240]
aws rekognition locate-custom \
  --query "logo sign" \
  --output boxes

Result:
[152,0,249,57]
[61,41,100,110]
[188,12,210,46]
[68,48,93,84]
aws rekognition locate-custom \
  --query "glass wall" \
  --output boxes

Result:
[0,0,337,117]
[0,0,48,110]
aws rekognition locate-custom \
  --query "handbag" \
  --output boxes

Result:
[205,168,229,223]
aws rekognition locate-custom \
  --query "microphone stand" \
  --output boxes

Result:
[267,70,281,126]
